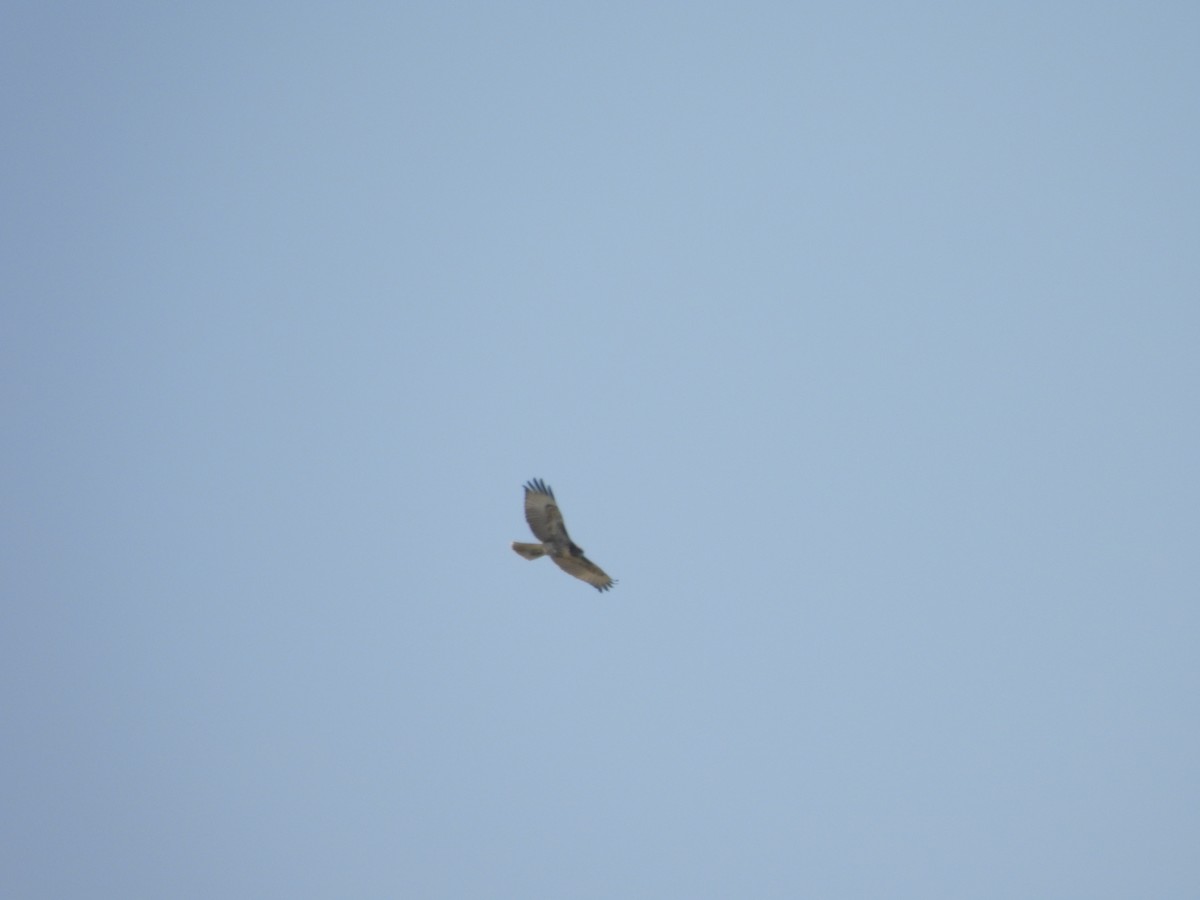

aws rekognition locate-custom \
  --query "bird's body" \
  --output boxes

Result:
[512,478,616,592]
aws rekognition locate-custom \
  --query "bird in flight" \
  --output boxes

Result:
[512,478,616,592]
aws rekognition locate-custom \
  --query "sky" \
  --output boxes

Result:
[3,2,1199,897]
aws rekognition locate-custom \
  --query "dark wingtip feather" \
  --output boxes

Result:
[524,478,553,498]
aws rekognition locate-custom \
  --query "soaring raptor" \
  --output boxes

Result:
[512,478,616,592]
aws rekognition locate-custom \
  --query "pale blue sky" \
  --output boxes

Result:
[4,3,1199,897]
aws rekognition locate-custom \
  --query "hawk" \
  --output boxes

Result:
[512,478,616,592]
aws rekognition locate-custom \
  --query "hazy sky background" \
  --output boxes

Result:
[4,3,1198,897]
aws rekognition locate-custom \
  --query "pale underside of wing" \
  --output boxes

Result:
[552,553,616,592]
[523,478,570,544]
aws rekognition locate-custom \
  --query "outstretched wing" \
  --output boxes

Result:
[523,478,570,543]
[552,554,617,592]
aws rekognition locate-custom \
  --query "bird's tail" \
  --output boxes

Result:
[511,542,546,560]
